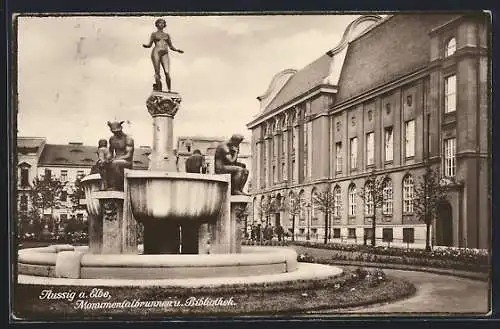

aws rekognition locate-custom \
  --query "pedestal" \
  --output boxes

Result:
[208,192,251,254]
[146,91,181,171]
[230,195,252,253]
[208,181,232,254]
[198,223,210,254]
[93,191,125,254]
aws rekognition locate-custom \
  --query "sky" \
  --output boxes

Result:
[17,14,360,147]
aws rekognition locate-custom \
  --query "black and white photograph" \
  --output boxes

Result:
[11,12,491,320]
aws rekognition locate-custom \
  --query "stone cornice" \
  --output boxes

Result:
[329,66,431,114]
[247,85,337,129]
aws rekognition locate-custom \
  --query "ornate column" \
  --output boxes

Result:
[256,138,263,190]
[265,130,272,187]
[282,112,289,182]
[146,91,182,171]
[293,122,300,183]
[143,91,182,254]
[282,127,289,182]
[273,130,280,183]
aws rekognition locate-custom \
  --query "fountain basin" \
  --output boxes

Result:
[18,245,298,279]
[80,174,101,216]
[127,170,229,223]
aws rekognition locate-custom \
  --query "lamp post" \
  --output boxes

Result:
[306,202,311,240]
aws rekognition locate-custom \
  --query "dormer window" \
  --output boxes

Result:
[445,37,456,57]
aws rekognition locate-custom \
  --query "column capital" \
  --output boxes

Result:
[146,91,182,117]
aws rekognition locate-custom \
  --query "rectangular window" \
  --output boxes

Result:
[403,176,415,213]
[20,168,29,186]
[350,137,358,169]
[333,228,341,238]
[60,170,68,182]
[384,127,394,162]
[272,165,276,183]
[445,75,456,113]
[348,228,356,239]
[77,170,84,179]
[405,120,415,158]
[20,195,28,211]
[292,160,296,183]
[403,228,415,243]
[44,169,52,179]
[364,228,374,239]
[335,142,342,172]
[281,162,285,181]
[444,138,456,177]
[60,191,67,202]
[366,132,374,166]
[382,228,393,242]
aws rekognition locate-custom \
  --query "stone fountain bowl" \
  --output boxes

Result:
[126,170,229,223]
[80,173,102,216]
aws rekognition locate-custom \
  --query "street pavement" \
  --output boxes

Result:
[311,268,490,315]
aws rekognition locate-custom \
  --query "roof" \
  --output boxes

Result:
[263,54,332,113]
[336,14,460,103]
[37,144,150,169]
[17,137,46,150]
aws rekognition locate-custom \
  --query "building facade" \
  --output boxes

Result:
[16,137,151,232]
[246,14,490,249]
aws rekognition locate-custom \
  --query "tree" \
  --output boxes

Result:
[311,189,336,244]
[358,171,386,246]
[70,177,87,212]
[235,203,250,238]
[414,164,448,251]
[29,174,64,235]
[257,197,277,226]
[284,192,303,241]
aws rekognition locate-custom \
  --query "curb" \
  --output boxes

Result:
[319,260,489,281]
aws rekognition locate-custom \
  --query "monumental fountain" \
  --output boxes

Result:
[17,18,342,287]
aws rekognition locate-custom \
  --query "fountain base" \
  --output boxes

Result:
[18,245,302,280]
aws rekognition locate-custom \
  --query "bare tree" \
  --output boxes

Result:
[358,171,387,246]
[257,197,277,226]
[414,163,448,251]
[312,189,336,244]
[284,192,303,241]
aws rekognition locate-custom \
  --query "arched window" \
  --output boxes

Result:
[260,196,265,222]
[333,185,342,217]
[364,181,374,216]
[403,175,414,213]
[348,184,357,216]
[253,197,259,223]
[298,190,305,219]
[311,189,318,219]
[445,37,456,57]
[382,178,393,215]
